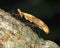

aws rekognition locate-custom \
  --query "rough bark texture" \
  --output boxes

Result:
[0,9,60,48]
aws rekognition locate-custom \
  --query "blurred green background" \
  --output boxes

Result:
[0,0,60,45]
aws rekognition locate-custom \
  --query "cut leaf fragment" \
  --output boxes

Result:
[17,8,50,34]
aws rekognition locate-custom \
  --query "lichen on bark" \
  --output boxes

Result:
[0,9,59,48]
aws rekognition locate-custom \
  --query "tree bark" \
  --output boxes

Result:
[0,9,59,48]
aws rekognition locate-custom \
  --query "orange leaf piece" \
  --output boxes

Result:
[17,9,50,34]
